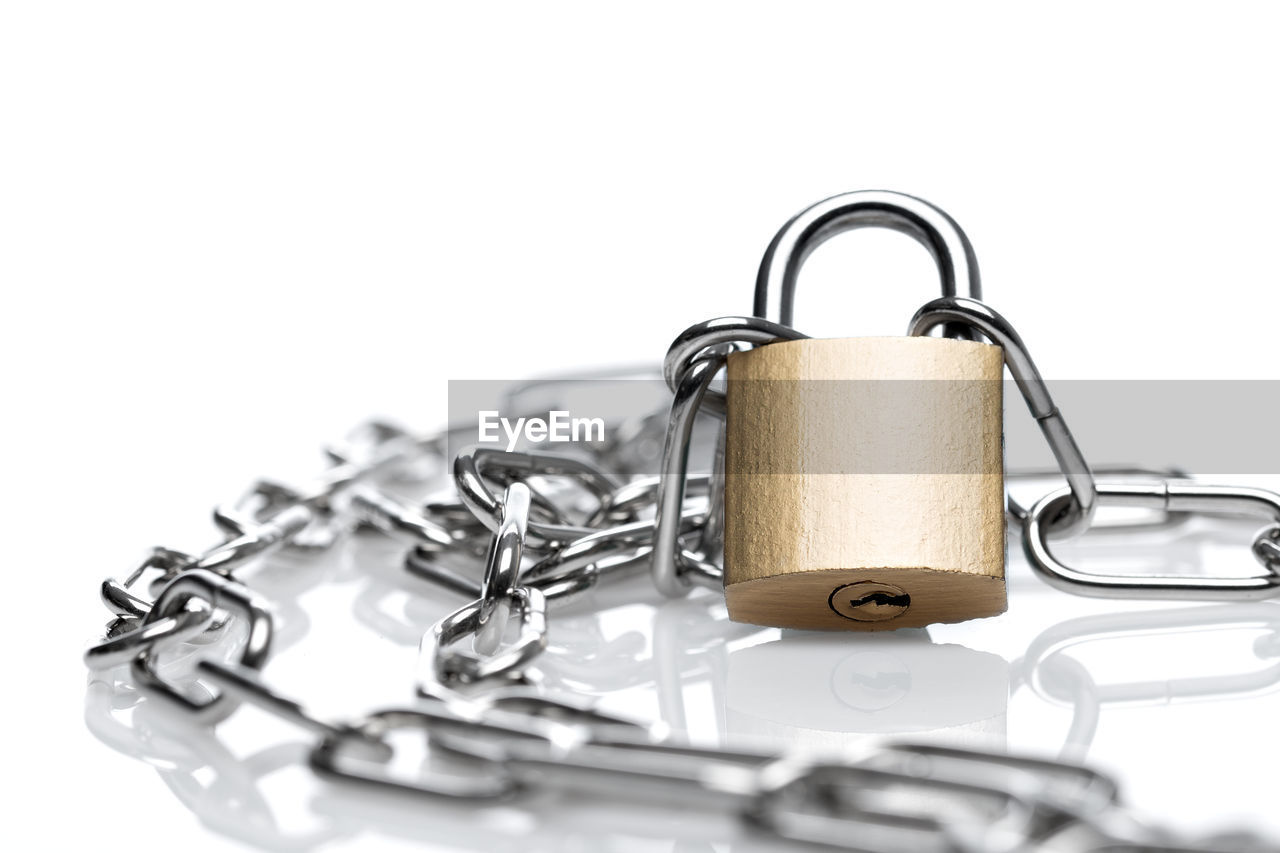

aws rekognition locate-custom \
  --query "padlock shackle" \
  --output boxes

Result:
[753,190,982,328]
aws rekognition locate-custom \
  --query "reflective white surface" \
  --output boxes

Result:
[76,508,1280,851]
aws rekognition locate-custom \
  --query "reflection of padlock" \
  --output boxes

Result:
[724,192,1006,630]
[726,632,1009,753]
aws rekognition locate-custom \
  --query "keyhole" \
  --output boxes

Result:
[829,581,911,622]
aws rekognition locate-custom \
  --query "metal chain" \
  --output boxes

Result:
[82,295,1280,853]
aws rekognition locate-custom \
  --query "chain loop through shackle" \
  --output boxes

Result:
[654,191,991,598]
[754,191,1098,537]
[651,325,808,597]
[909,296,1099,536]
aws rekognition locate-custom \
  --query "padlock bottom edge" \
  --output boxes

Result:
[724,567,1007,631]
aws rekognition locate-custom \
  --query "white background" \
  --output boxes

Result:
[5,2,1280,851]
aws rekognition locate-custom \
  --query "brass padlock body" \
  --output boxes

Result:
[724,336,1006,630]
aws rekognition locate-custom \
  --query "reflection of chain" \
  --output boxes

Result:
[1012,603,1280,761]
[84,402,1279,852]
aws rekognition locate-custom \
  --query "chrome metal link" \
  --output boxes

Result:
[475,483,530,652]
[100,506,310,629]
[652,319,808,597]
[129,568,275,725]
[652,351,729,597]
[84,598,215,670]
[662,315,808,416]
[429,586,549,687]
[1023,483,1280,600]
[215,421,434,549]
[453,446,621,550]
[910,295,1098,536]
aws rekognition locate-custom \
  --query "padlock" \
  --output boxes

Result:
[723,191,1007,630]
